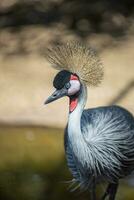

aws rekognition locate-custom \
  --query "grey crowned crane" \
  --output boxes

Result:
[45,42,134,200]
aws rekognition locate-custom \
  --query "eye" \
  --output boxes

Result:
[65,82,71,89]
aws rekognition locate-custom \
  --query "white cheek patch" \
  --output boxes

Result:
[68,80,81,96]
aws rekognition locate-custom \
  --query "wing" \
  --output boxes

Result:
[81,105,134,180]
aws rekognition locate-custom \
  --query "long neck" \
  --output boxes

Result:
[67,83,87,151]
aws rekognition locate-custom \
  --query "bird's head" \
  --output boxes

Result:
[45,70,81,112]
[44,41,104,112]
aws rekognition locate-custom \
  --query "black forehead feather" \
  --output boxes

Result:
[53,70,71,89]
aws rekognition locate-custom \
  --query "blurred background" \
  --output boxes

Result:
[0,0,134,199]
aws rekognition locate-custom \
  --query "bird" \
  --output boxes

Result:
[44,41,134,200]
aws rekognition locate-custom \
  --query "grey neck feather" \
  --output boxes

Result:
[67,83,87,161]
[68,82,87,129]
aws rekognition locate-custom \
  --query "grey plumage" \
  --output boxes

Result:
[45,42,134,200]
[64,83,134,197]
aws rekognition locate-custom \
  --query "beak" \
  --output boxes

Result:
[44,88,67,105]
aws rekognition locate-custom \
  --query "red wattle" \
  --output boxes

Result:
[69,98,78,112]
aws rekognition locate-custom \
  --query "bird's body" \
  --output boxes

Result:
[65,83,134,193]
[45,42,134,199]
